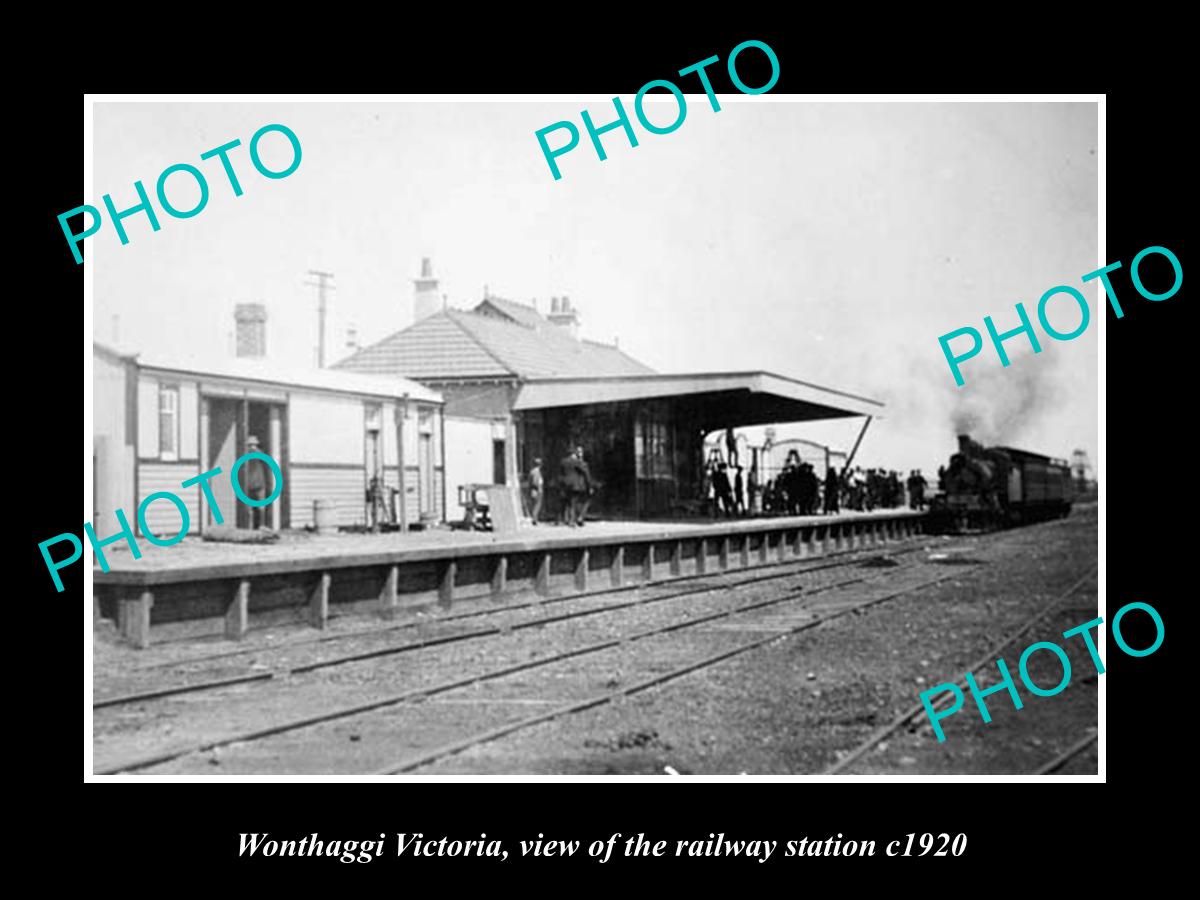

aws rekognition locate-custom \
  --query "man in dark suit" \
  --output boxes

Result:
[559,446,593,527]
[824,466,840,514]
[240,435,272,529]
[712,463,733,517]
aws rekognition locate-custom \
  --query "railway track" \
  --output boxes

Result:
[96,552,952,774]
[1034,732,1098,774]
[821,565,1098,776]
[95,544,929,710]
[373,567,973,774]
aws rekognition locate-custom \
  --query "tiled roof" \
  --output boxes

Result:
[334,304,656,382]
[331,312,511,380]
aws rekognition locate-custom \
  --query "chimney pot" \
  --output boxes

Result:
[547,294,581,339]
[234,303,267,357]
[413,258,440,321]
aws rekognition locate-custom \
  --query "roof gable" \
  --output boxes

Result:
[474,296,545,329]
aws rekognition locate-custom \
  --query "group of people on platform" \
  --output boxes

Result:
[705,457,931,518]
[522,444,930,528]
[838,467,928,512]
[524,447,596,528]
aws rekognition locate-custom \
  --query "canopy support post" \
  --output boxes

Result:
[840,416,873,478]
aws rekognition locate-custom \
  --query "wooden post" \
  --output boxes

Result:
[670,541,682,576]
[536,552,551,596]
[758,533,769,564]
[120,590,154,649]
[696,540,707,575]
[719,536,730,570]
[310,573,330,628]
[396,399,409,533]
[491,556,508,599]
[740,534,750,568]
[777,531,787,562]
[269,406,282,531]
[643,543,656,582]
[197,401,211,531]
[798,529,810,559]
[225,579,250,640]
[380,565,399,617]
[438,561,456,609]
[575,548,589,591]
[611,546,624,587]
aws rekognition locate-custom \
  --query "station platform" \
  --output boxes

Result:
[93,508,927,648]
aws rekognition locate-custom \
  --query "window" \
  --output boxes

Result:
[158,385,179,460]
[493,439,507,485]
[635,418,672,479]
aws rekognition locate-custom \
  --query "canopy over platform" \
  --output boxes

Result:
[513,371,884,426]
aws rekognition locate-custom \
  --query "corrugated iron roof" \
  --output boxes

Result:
[513,372,883,419]
[98,341,442,403]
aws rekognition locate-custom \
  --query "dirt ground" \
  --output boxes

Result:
[93,505,1097,776]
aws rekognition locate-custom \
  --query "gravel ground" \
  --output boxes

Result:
[93,506,1097,776]
[413,506,1097,775]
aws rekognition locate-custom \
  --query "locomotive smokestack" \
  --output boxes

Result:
[957,434,973,452]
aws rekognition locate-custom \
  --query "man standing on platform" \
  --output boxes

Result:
[240,435,272,530]
[560,446,593,527]
[713,462,734,517]
[527,458,545,524]
[825,466,840,515]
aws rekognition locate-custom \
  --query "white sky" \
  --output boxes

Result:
[93,99,1098,477]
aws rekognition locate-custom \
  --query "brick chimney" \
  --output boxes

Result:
[234,303,267,357]
[413,257,440,322]
[547,294,580,338]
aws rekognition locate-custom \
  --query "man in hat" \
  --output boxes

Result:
[240,435,273,530]
[559,446,593,527]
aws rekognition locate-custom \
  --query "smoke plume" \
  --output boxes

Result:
[948,353,1058,446]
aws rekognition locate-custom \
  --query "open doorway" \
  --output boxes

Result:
[204,396,286,530]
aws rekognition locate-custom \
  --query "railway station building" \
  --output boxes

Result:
[335,261,883,521]
[93,312,445,537]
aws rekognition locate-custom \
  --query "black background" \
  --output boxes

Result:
[24,23,1185,883]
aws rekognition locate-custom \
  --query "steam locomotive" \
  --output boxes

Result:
[929,435,1073,532]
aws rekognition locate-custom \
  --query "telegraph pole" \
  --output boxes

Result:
[305,270,335,367]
